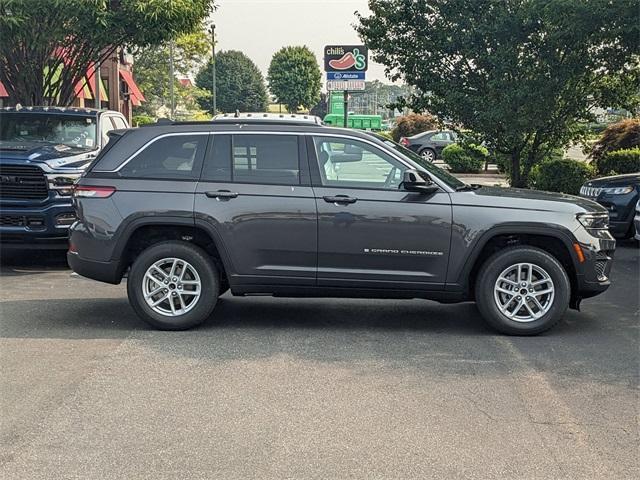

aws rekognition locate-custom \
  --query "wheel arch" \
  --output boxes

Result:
[455,224,581,300]
[112,216,234,286]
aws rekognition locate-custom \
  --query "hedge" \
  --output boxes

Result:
[132,114,155,126]
[596,147,640,176]
[442,143,488,173]
[530,158,594,195]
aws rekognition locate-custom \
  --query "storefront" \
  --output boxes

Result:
[0,48,144,124]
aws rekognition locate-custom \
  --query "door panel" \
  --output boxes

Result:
[195,134,317,286]
[315,187,452,288]
[310,135,452,289]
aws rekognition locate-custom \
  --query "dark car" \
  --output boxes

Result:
[400,130,457,162]
[0,106,128,249]
[579,173,640,239]
[68,114,614,335]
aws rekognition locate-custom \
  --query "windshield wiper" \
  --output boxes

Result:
[455,184,482,191]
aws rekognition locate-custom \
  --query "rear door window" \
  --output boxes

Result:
[119,134,207,180]
[231,134,300,185]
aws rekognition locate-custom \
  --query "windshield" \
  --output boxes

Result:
[0,112,97,150]
[372,134,466,189]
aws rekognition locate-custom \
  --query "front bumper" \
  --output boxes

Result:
[0,200,76,249]
[572,225,616,299]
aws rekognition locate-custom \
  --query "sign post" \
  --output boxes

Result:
[323,45,368,128]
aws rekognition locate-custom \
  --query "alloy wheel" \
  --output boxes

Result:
[142,257,202,317]
[421,149,435,162]
[493,263,555,322]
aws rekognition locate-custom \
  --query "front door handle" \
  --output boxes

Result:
[205,190,239,200]
[323,195,357,205]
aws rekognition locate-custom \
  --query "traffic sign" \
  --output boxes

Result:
[327,71,366,80]
[326,80,366,91]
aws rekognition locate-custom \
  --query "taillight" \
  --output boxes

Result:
[73,185,116,198]
[400,137,410,146]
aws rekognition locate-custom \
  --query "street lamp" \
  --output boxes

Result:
[210,24,217,115]
[169,41,175,119]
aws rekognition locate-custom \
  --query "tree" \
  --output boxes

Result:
[310,93,328,119]
[133,28,210,117]
[357,0,640,187]
[590,118,640,162]
[391,114,437,141]
[268,46,322,113]
[195,50,268,114]
[0,0,213,106]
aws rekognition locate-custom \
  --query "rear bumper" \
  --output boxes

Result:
[67,251,123,284]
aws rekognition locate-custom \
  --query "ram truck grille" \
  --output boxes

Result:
[0,165,49,200]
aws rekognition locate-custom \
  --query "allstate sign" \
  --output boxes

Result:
[327,71,366,80]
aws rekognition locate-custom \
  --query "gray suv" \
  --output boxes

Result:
[67,116,615,335]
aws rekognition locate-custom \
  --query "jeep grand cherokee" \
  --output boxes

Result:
[67,114,615,335]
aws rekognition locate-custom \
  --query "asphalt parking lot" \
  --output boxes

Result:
[1,242,638,479]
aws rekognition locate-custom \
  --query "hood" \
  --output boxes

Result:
[455,186,606,214]
[583,173,640,187]
[0,141,97,170]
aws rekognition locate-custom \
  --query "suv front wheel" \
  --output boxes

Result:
[127,241,220,330]
[475,246,570,335]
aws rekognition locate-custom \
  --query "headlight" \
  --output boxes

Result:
[46,173,81,196]
[577,212,609,230]
[601,185,634,195]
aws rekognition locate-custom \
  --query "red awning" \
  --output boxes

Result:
[86,63,108,102]
[0,81,8,97]
[119,69,145,106]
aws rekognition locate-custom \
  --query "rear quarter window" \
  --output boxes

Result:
[118,134,207,180]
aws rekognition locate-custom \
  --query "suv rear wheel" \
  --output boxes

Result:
[127,241,219,330]
[475,246,570,335]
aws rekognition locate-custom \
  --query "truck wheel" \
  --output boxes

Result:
[127,241,219,330]
[475,246,570,335]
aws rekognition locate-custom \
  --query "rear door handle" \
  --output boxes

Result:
[205,190,239,199]
[323,195,357,205]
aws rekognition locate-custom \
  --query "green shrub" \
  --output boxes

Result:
[595,147,640,176]
[443,143,485,173]
[391,113,437,141]
[530,158,594,195]
[377,130,394,141]
[132,114,155,126]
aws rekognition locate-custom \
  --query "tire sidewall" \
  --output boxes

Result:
[475,247,570,335]
[127,241,219,330]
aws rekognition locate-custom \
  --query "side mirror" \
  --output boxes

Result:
[401,169,439,194]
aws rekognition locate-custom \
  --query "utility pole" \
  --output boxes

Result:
[343,90,348,128]
[169,41,175,119]
[210,24,217,115]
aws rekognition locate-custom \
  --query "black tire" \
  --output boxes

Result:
[475,246,570,335]
[127,241,219,330]
[420,148,436,162]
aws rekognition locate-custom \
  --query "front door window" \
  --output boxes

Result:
[313,137,406,190]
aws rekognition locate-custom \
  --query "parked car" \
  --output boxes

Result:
[579,173,640,239]
[0,106,128,249]
[68,114,615,335]
[400,130,457,162]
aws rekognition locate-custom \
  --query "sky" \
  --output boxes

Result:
[211,0,390,84]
